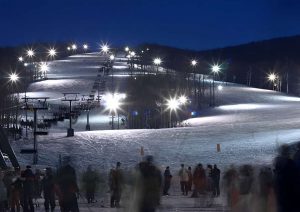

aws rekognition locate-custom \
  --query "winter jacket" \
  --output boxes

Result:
[179,168,188,182]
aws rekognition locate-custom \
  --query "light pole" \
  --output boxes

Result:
[8,73,19,139]
[211,64,221,107]
[191,60,197,102]
[25,49,35,137]
[39,62,49,79]
[167,97,180,128]
[26,49,35,80]
[268,73,277,91]
[153,58,162,74]
[105,93,126,129]
[83,44,88,52]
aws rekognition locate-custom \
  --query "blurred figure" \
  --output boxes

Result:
[257,167,276,212]
[22,165,35,212]
[81,165,100,203]
[109,162,123,208]
[212,164,220,197]
[187,167,193,192]
[56,164,79,212]
[0,171,7,212]
[33,169,42,207]
[136,155,162,212]
[178,164,188,195]
[236,165,254,212]
[192,163,206,198]
[42,168,56,212]
[223,165,239,210]
[274,145,300,212]
[10,169,23,212]
[206,165,213,193]
[163,166,172,196]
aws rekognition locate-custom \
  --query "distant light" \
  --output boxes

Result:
[9,73,19,82]
[132,111,138,116]
[217,85,223,91]
[39,62,49,73]
[146,48,149,51]
[26,49,35,57]
[211,64,221,73]
[100,44,109,53]
[125,46,129,52]
[48,48,57,57]
[178,95,188,105]
[130,51,136,57]
[24,63,28,67]
[191,111,197,116]
[191,60,197,66]
[153,58,162,65]
[126,55,131,59]
[268,73,277,82]
[67,46,71,51]
[134,64,138,68]
[18,56,23,62]
[110,54,115,60]
[83,44,88,50]
[167,98,180,111]
[141,50,144,53]
[71,44,77,50]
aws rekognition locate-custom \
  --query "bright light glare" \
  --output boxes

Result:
[48,48,57,57]
[212,64,221,73]
[153,58,162,65]
[178,95,188,105]
[268,73,277,82]
[125,47,129,52]
[24,63,28,67]
[39,62,49,73]
[71,44,77,50]
[27,49,35,57]
[83,44,88,49]
[101,44,109,53]
[104,93,126,113]
[130,51,136,56]
[67,47,71,51]
[167,98,180,111]
[218,85,223,90]
[18,57,23,62]
[9,73,19,82]
[110,55,115,60]
[191,60,197,66]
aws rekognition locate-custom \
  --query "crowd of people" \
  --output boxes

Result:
[1,144,300,212]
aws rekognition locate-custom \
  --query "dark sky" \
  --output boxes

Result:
[1,0,300,50]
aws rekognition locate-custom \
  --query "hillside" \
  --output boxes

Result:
[139,35,300,95]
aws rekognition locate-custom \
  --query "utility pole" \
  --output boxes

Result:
[62,93,79,137]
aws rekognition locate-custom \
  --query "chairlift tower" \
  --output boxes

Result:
[62,93,79,137]
[21,97,49,164]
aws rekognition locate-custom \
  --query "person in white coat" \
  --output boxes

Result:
[179,164,189,195]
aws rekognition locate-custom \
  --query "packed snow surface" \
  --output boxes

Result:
[13,53,300,171]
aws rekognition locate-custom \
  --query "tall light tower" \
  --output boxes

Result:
[211,64,221,107]
[191,60,198,102]
[153,57,162,74]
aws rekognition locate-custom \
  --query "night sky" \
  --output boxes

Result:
[1,0,300,50]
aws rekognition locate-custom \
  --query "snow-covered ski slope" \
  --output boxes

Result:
[13,52,300,170]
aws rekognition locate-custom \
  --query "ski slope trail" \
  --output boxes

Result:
[12,53,300,171]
